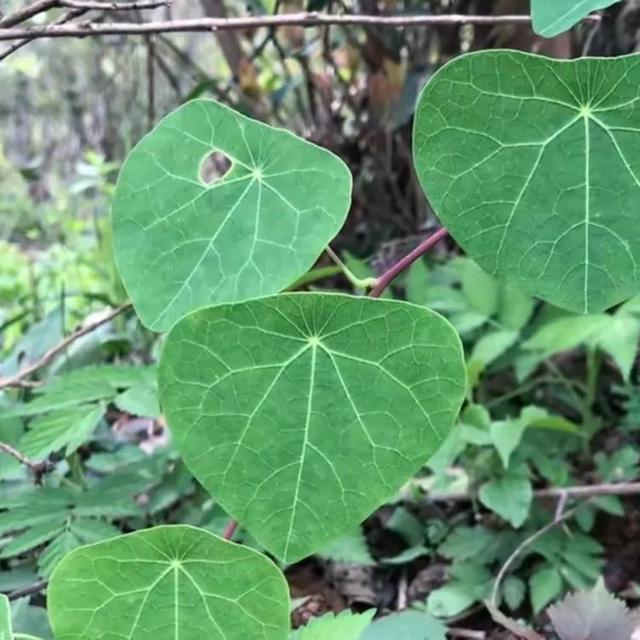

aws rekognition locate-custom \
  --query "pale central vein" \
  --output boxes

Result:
[583,113,591,313]
[282,344,317,559]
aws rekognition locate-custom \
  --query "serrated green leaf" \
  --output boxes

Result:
[1,594,11,640]
[0,487,72,537]
[479,466,532,528]
[0,519,65,559]
[113,100,352,331]
[291,610,375,640]
[114,385,160,418]
[361,611,446,640]
[414,50,640,314]
[160,293,465,563]
[491,418,528,469]
[381,545,431,565]
[10,366,155,417]
[37,530,82,577]
[48,526,289,640]
[426,585,475,618]
[69,518,121,544]
[530,564,563,613]
[317,530,374,565]
[18,404,104,459]
[531,0,621,37]
[502,575,526,612]
[593,313,640,381]
[524,315,610,355]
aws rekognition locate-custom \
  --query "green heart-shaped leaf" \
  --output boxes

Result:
[414,51,640,314]
[113,100,351,331]
[47,525,289,640]
[159,293,465,562]
[531,0,620,37]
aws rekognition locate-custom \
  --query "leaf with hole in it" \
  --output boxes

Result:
[0,594,10,640]
[159,293,465,563]
[531,0,620,37]
[113,99,351,331]
[414,50,640,315]
[47,525,289,640]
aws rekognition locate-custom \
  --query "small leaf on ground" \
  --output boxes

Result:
[479,465,532,527]
[361,610,447,640]
[529,564,563,613]
[48,525,290,640]
[291,610,375,640]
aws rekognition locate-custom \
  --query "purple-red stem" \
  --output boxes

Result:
[222,519,238,540]
[369,227,449,298]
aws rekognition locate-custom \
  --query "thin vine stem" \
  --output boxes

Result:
[222,519,238,540]
[370,227,449,298]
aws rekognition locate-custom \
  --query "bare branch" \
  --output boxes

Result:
[0,12,601,42]
[0,302,132,389]
[0,6,87,62]
[0,442,53,484]
[7,580,49,600]
[60,0,170,10]
[0,0,59,28]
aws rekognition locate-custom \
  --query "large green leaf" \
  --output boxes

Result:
[113,99,351,331]
[160,293,465,562]
[48,525,289,640]
[414,51,640,314]
[531,0,620,38]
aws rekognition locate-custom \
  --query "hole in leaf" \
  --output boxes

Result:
[199,150,232,186]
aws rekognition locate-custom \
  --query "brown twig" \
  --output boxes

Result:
[0,442,52,484]
[0,12,602,42]
[60,0,170,10]
[0,6,87,62]
[6,580,49,600]
[0,0,59,28]
[0,303,132,389]
[370,227,448,298]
